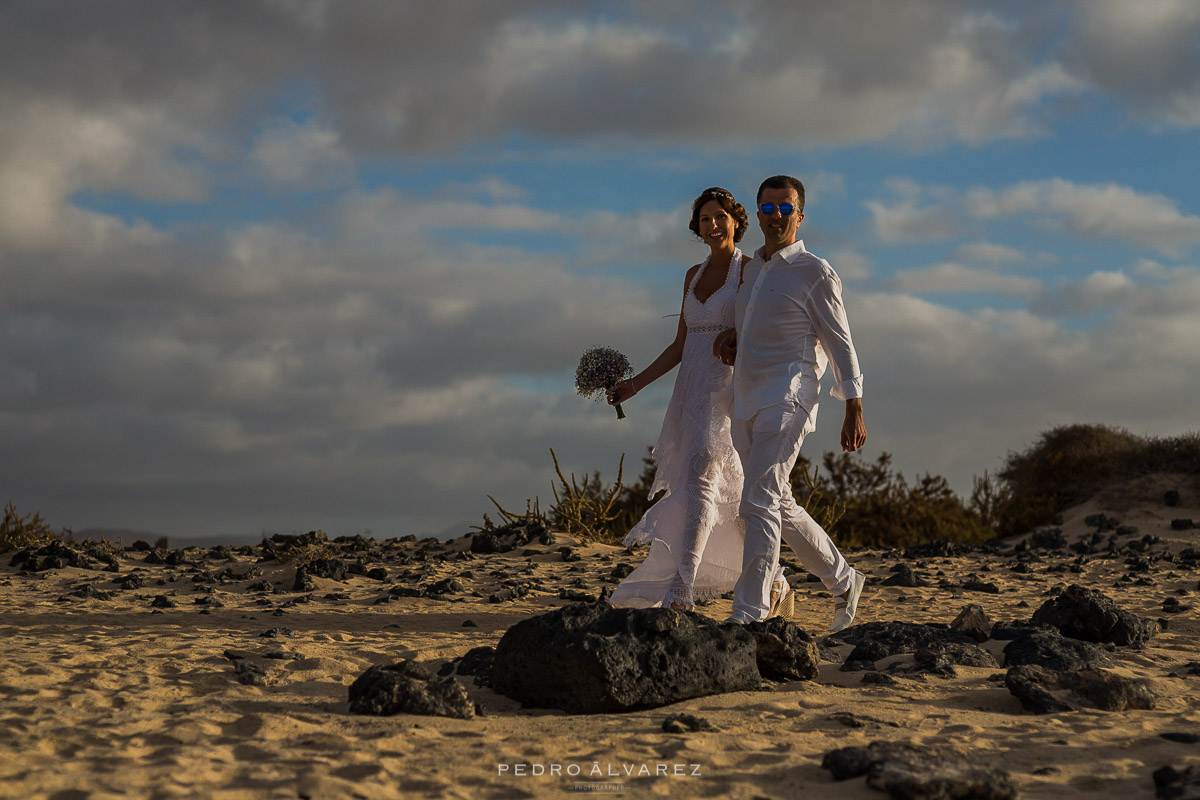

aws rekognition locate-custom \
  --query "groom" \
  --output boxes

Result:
[714,174,867,630]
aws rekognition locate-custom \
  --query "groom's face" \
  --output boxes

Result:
[757,186,804,247]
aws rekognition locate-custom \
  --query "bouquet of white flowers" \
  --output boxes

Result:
[574,346,633,419]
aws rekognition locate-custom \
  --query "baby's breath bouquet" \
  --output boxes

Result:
[575,346,633,419]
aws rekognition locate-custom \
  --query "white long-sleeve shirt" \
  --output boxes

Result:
[732,239,864,423]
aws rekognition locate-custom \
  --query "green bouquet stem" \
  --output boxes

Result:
[614,402,626,420]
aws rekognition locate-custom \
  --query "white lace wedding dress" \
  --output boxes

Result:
[609,249,783,609]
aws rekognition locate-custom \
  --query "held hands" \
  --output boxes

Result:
[607,379,637,406]
[713,328,737,366]
[840,399,867,452]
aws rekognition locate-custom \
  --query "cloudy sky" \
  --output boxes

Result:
[3,1,1199,542]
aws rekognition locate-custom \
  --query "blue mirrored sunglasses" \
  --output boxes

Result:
[759,203,797,216]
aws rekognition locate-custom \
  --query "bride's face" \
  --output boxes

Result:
[697,199,736,249]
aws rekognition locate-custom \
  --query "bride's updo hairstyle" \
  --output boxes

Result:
[688,187,748,243]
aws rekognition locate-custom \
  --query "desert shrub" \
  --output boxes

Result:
[1,502,60,549]
[483,450,631,544]
[276,541,337,566]
[994,423,1200,536]
[799,453,993,549]
[546,449,627,543]
[260,531,333,563]
[505,446,995,549]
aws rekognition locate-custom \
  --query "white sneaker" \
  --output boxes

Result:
[722,613,752,625]
[829,569,866,633]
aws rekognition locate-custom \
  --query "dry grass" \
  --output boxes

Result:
[0,503,59,549]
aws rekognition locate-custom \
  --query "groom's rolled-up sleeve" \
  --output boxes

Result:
[807,272,864,401]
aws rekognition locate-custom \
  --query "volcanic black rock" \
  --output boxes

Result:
[745,618,820,681]
[1029,528,1068,550]
[1066,668,1156,711]
[1030,584,1157,646]
[821,740,1017,799]
[1155,765,1200,800]
[833,621,982,671]
[950,604,992,643]
[1005,664,1156,713]
[490,604,760,713]
[306,559,348,581]
[348,661,474,719]
[903,540,970,559]
[427,577,465,595]
[233,659,269,686]
[10,541,93,571]
[662,713,716,733]
[963,576,1001,594]
[1002,628,1116,671]
[451,646,495,687]
[882,564,926,587]
[117,573,144,590]
[293,568,316,592]
[470,520,552,554]
[1005,665,1074,714]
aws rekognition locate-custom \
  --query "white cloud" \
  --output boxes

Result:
[967,179,1200,255]
[804,172,847,203]
[1062,0,1200,126]
[0,2,1089,156]
[826,248,872,282]
[951,241,1025,264]
[0,101,205,252]
[251,117,355,190]
[866,178,966,243]
[1032,270,1137,315]
[887,262,1041,296]
[0,186,677,536]
[828,270,1200,494]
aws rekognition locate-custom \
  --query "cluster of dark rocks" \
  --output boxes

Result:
[9,540,119,572]
[830,603,999,677]
[825,583,1161,715]
[5,519,636,618]
[422,602,822,714]
[1155,764,1200,799]
[349,661,477,719]
[468,520,553,554]
[822,741,1018,800]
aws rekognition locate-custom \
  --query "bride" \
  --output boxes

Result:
[606,187,790,617]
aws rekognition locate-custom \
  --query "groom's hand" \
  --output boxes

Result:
[840,398,866,452]
[713,328,737,366]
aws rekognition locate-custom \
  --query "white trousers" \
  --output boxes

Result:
[730,400,854,621]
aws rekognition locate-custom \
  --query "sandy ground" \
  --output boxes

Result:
[2,475,1199,800]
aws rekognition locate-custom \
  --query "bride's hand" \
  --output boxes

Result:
[607,379,637,405]
[713,328,737,366]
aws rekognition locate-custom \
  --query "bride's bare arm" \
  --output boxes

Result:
[607,266,695,406]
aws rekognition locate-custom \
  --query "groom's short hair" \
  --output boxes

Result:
[756,175,806,212]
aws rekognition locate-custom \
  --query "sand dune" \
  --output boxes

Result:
[2,477,1199,799]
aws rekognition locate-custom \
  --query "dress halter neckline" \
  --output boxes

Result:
[691,248,741,306]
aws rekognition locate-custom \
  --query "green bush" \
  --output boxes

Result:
[793,453,994,549]
[597,448,994,549]
[994,423,1200,536]
[493,423,1200,549]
